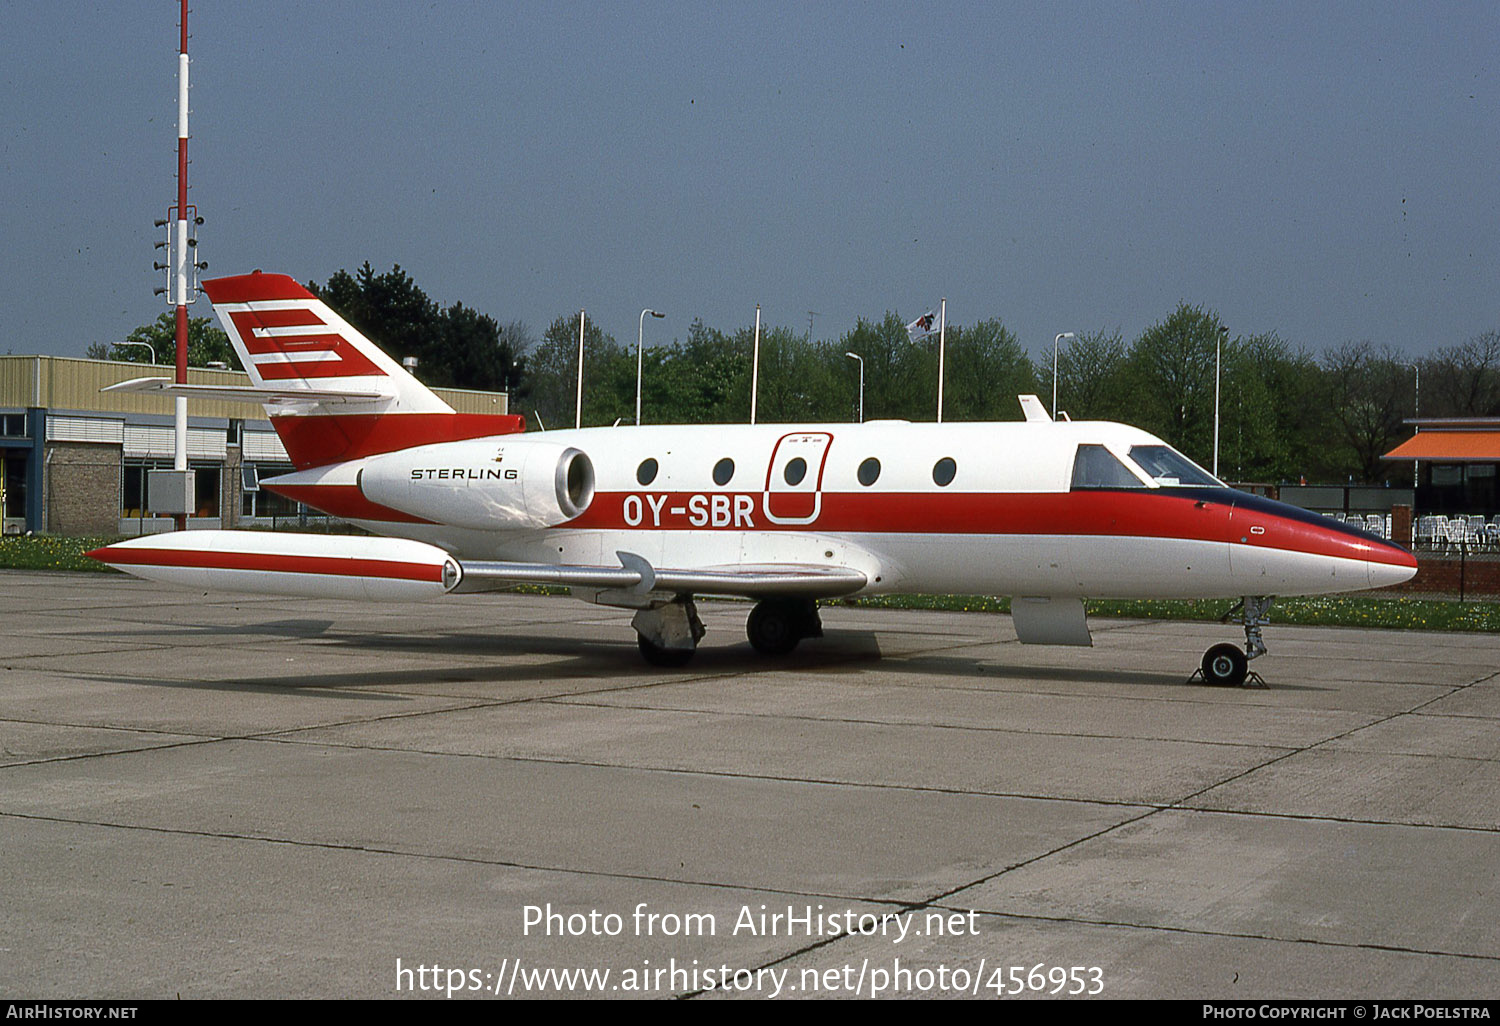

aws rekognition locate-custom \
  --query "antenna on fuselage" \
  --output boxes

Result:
[1018,394,1052,423]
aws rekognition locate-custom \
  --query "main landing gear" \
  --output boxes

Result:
[745,597,823,656]
[632,595,706,667]
[630,595,826,666]
[1193,596,1274,687]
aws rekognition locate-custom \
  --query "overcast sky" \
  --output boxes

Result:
[2,1,1495,364]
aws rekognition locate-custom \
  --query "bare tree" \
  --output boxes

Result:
[1321,341,1411,483]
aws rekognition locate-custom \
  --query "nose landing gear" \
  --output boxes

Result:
[1194,596,1273,687]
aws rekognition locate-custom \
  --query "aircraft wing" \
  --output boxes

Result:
[87,534,869,603]
[454,557,868,599]
[103,377,389,405]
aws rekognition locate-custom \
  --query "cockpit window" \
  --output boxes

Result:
[1071,444,1145,489]
[1127,445,1222,487]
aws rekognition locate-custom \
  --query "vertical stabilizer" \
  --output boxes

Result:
[202,271,525,469]
[202,272,451,412]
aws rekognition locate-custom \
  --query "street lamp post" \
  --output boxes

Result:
[845,351,864,423]
[574,310,586,429]
[112,341,157,365]
[1052,332,1075,419]
[1406,362,1421,484]
[1214,326,1228,478]
[750,304,761,425]
[636,308,664,426]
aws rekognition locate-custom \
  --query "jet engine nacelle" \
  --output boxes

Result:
[358,438,595,530]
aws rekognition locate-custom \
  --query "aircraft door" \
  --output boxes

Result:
[763,432,833,525]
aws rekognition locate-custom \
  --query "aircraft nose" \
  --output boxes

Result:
[1366,540,1419,589]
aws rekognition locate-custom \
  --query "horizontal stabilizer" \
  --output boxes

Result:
[102,377,388,406]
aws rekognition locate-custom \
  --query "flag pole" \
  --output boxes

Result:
[575,309,585,429]
[936,297,946,423]
[750,303,761,425]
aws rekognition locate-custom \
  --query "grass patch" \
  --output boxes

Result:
[0,535,122,573]
[850,593,1500,633]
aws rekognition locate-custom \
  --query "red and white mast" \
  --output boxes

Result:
[157,0,205,529]
[171,0,190,530]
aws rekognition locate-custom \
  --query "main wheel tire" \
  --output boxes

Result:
[747,600,800,656]
[1202,643,1249,687]
[637,634,694,667]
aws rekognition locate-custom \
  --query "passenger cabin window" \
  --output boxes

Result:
[1126,445,1222,487]
[1071,445,1145,489]
[636,458,658,486]
[713,458,735,486]
[932,457,957,487]
[857,457,881,486]
[783,457,807,485]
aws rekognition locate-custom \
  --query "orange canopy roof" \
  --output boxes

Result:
[1384,431,1500,461]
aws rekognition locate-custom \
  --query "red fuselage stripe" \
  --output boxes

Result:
[271,413,528,469]
[564,489,1417,568]
[263,483,435,524]
[91,547,444,582]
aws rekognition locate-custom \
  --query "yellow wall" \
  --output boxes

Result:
[0,356,508,419]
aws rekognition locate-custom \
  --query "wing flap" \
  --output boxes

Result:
[454,558,867,598]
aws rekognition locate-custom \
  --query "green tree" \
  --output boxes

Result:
[1126,303,1228,466]
[526,313,628,428]
[838,313,932,422]
[1045,328,1130,422]
[309,263,523,392]
[1218,334,1324,483]
[87,312,239,370]
[1422,330,1500,418]
[1320,341,1412,483]
[939,319,1037,421]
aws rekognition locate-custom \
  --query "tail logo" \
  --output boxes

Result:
[226,306,386,381]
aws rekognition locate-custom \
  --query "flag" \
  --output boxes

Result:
[906,309,937,343]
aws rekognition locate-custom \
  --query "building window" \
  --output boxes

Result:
[194,466,220,518]
[242,464,298,519]
[121,462,154,518]
[1,454,26,530]
[0,414,26,438]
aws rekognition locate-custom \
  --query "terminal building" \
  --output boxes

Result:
[0,355,510,536]
[1384,418,1500,516]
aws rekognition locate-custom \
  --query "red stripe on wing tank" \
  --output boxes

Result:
[86,546,444,582]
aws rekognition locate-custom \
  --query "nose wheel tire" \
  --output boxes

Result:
[1201,643,1249,687]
